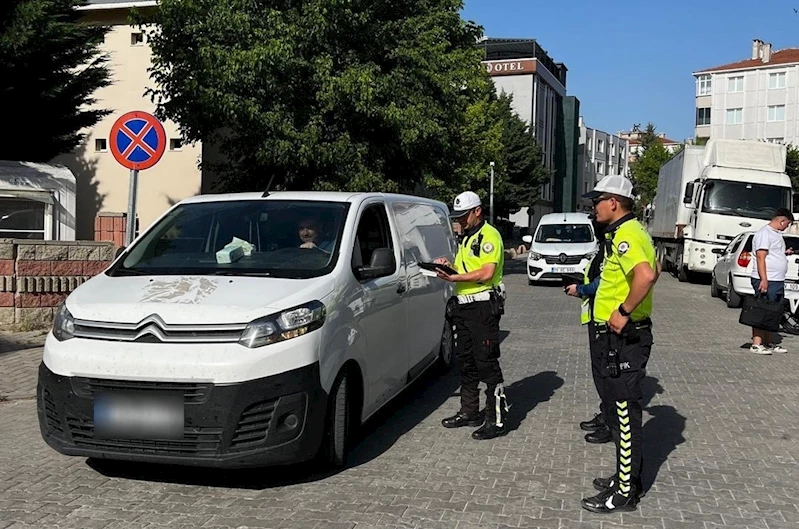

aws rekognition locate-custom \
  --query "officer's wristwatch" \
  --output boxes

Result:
[618,304,631,317]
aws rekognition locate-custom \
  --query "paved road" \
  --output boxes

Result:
[2,260,799,529]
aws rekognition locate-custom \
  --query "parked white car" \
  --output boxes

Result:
[522,212,598,285]
[711,231,799,309]
[37,192,457,469]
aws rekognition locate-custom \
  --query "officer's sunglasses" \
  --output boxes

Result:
[591,195,614,206]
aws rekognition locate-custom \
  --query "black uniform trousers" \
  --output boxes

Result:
[590,322,653,496]
[587,321,606,421]
[450,299,505,422]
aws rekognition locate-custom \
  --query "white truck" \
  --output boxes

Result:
[646,139,792,282]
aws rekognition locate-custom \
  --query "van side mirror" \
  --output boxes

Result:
[522,235,532,244]
[354,247,396,281]
[683,182,695,205]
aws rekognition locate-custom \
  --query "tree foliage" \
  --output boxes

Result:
[786,144,799,210]
[0,0,111,162]
[629,123,671,208]
[145,0,501,196]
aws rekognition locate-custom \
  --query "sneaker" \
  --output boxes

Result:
[750,344,772,355]
[768,344,788,353]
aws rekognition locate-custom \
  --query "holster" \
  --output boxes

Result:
[489,290,505,318]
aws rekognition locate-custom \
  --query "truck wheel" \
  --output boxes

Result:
[726,275,742,308]
[322,370,350,468]
[710,272,720,298]
[677,265,689,283]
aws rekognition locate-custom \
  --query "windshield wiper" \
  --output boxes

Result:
[209,270,271,277]
[111,268,151,276]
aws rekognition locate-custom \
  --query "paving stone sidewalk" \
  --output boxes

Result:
[2,260,799,528]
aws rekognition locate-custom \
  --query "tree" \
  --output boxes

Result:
[0,0,111,162]
[491,94,550,218]
[145,0,496,195]
[629,123,671,210]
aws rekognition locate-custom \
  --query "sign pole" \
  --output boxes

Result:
[489,161,495,225]
[126,169,138,245]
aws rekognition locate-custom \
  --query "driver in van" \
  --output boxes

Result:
[298,216,334,253]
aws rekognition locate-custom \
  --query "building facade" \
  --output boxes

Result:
[52,0,202,240]
[693,39,799,145]
[618,126,682,165]
[576,119,630,211]
[477,38,575,231]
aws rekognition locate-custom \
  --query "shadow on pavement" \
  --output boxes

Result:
[89,364,462,490]
[504,371,564,433]
[642,404,686,493]
[0,332,46,357]
[503,258,528,276]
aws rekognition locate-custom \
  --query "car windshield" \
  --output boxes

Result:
[535,224,594,243]
[702,180,792,220]
[109,200,349,279]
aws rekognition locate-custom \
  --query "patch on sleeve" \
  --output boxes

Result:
[482,242,495,253]
[617,241,630,255]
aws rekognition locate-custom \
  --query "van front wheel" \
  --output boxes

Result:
[322,371,350,468]
[438,322,454,371]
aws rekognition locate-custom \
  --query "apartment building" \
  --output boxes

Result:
[693,39,799,145]
[577,118,630,211]
[52,0,202,240]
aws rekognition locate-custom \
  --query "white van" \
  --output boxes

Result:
[522,212,598,284]
[37,192,456,468]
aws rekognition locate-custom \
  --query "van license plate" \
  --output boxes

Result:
[786,283,799,291]
[94,392,184,440]
[552,267,576,273]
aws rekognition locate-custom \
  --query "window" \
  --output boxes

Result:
[611,144,616,156]
[769,72,787,89]
[587,137,592,151]
[169,138,183,151]
[131,32,144,46]
[0,198,46,239]
[598,139,605,153]
[95,138,108,152]
[727,76,744,92]
[535,223,594,244]
[596,162,605,175]
[726,108,743,124]
[768,105,785,122]
[696,74,712,96]
[111,200,349,278]
[767,137,785,144]
[696,108,711,126]
[352,203,395,276]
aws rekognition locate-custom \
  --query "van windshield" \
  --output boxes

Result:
[108,200,349,279]
[535,224,594,243]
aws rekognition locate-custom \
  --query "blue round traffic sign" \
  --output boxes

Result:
[109,111,166,171]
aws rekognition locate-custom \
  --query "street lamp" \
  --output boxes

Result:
[489,161,495,225]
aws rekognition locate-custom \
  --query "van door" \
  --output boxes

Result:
[389,201,455,377]
[351,201,408,408]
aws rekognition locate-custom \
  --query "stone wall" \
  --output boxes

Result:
[0,239,116,329]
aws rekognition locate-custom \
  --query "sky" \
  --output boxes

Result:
[461,0,799,142]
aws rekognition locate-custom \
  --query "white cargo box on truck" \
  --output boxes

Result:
[646,139,792,282]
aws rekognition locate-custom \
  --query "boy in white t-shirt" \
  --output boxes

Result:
[750,207,794,355]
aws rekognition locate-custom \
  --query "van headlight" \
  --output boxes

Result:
[584,250,598,261]
[239,301,326,348]
[52,303,75,341]
[529,252,543,261]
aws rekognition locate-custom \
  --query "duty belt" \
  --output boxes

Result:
[596,318,652,331]
[456,283,506,305]
[456,291,492,304]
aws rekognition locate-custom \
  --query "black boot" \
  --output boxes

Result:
[442,411,483,428]
[579,413,605,431]
[584,426,612,444]
[593,476,645,497]
[471,421,507,440]
[581,487,639,513]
